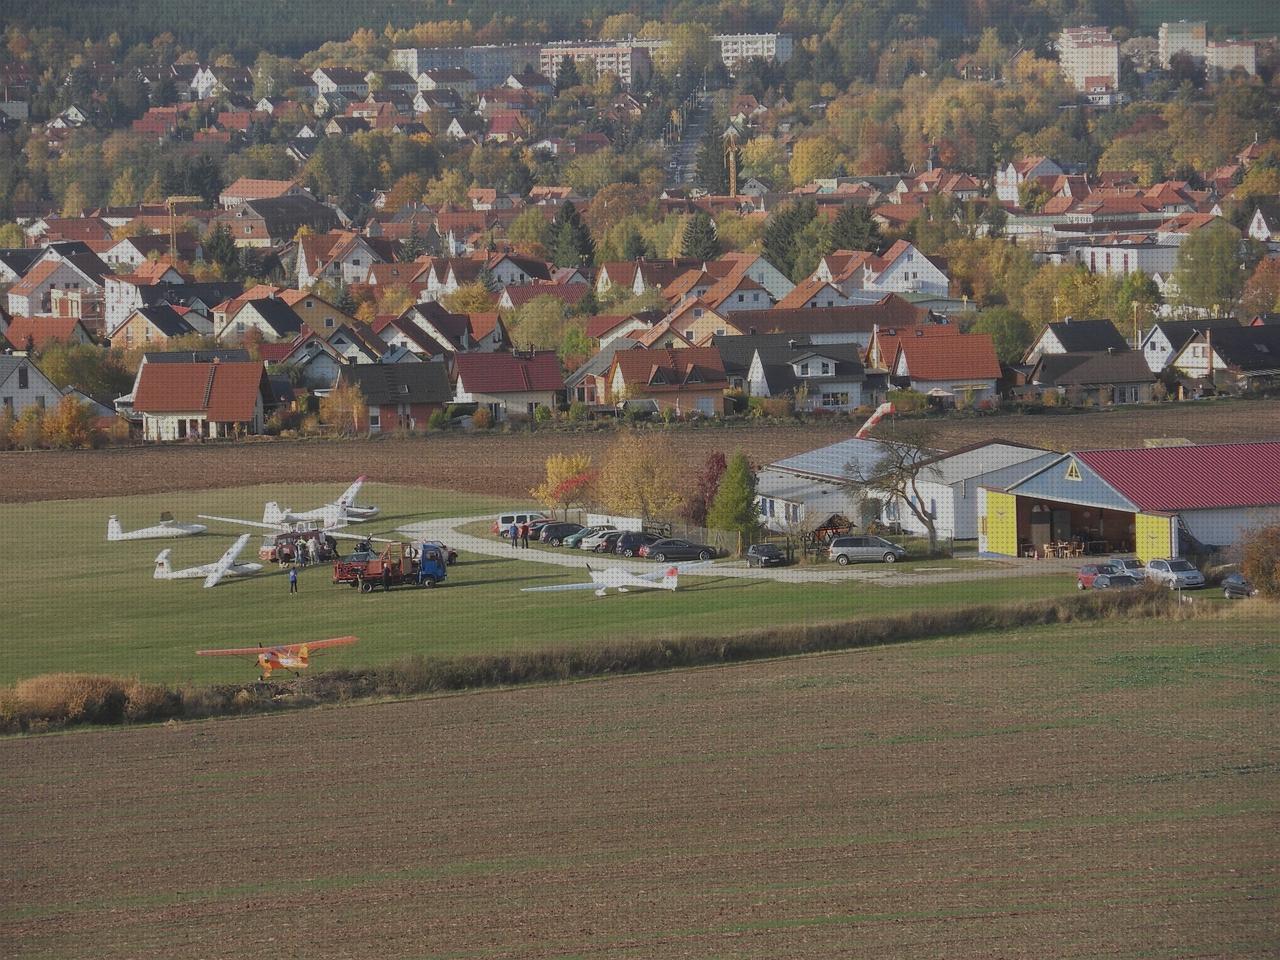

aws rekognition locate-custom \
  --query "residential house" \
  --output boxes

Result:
[0,248,43,285]
[278,325,385,389]
[1138,319,1241,372]
[215,297,305,341]
[606,346,729,416]
[891,332,1001,404]
[452,350,566,419]
[865,322,961,369]
[311,67,369,100]
[217,196,340,248]
[996,156,1065,204]
[498,283,591,313]
[1247,200,1280,248]
[1171,325,1280,391]
[296,231,397,287]
[325,116,371,136]
[565,339,641,405]
[278,289,360,334]
[131,359,272,440]
[775,278,855,310]
[729,297,930,350]
[586,311,662,348]
[339,362,453,433]
[1023,318,1129,364]
[109,304,202,348]
[6,252,108,329]
[742,338,867,411]
[365,70,419,95]
[219,178,311,208]
[1025,350,1156,404]
[397,302,509,355]
[485,253,553,287]
[417,68,478,98]
[0,355,63,418]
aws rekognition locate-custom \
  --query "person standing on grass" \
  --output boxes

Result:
[381,562,392,592]
[521,521,530,549]
[289,565,298,595]
[509,522,519,547]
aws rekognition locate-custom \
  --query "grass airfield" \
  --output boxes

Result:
[3,483,1078,686]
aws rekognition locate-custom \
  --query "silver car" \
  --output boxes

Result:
[1145,558,1206,589]
[1109,557,1146,579]
[828,535,907,565]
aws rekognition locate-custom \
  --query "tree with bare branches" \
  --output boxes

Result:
[843,422,944,553]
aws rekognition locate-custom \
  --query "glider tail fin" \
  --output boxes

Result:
[107,516,123,541]
[154,549,172,578]
[661,566,680,590]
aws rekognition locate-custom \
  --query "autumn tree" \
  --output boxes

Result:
[680,451,726,526]
[424,169,469,208]
[706,452,758,555]
[788,136,838,188]
[319,380,368,436]
[844,421,943,553]
[597,431,682,520]
[1241,524,1280,599]
[41,395,97,449]
[36,343,132,400]
[441,283,497,314]
[510,295,569,350]
[531,452,595,519]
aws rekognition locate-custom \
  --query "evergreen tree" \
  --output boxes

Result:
[762,199,817,280]
[621,228,649,261]
[827,203,883,254]
[550,200,595,268]
[694,127,728,195]
[204,224,239,277]
[681,212,720,260]
[401,226,428,260]
[706,452,759,556]
[555,56,582,94]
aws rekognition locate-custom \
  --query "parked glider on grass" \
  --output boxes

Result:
[196,636,358,679]
[107,513,207,541]
[153,534,264,588]
[522,561,711,598]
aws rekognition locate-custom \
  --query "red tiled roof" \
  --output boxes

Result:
[2,316,88,349]
[586,314,636,339]
[467,312,501,341]
[611,346,726,391]
[132,361,265,421]
[7,260,62,298]
[501,283,589,311]
[894,332,1000,381]
[454,350,564,394]
[1077,443,1280,512]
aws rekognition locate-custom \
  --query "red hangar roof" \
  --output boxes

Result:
[1076,442,1280,511]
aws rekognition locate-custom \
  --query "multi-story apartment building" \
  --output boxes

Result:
[391,45,541,88]
[713,34,795,70]
[539,42,653,88]
[1158,20,1207,68]
[1057,26,1120,97]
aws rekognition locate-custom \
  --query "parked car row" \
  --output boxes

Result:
[1076,557,1256,598]
[491,515,720,561]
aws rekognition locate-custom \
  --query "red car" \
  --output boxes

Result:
[1077,562,1120,590]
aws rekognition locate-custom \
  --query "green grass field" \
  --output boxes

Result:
[3,483,1080,686]
[3,610,1276,957]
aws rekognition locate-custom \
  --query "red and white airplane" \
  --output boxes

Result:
[521,561,711,598]
[196,636,358,679]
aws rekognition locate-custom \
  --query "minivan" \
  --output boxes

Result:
[828,535,907,565]
[492,512,547,537]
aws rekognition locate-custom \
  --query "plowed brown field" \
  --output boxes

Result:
[3,613,1276,959]
[1,398,1276,503]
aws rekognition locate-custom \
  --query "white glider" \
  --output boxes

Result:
[522,561,712,598]
[107,514,207,541]
[153,534,265,588]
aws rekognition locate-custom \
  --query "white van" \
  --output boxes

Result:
[492,511,547,537]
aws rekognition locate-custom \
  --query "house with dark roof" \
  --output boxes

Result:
[1023,318,1129,364]
[605,346,729,416]
[1138,319,1240,372]
[215,297,305,341]
[980,442,1280,562]
[0,355,64,419]
[564,338,640,405]
[1025,349,1155,405]
[109,305,201,348]
[216,195,340,248]
[452,350,565,419]
[397,302,508,355]
[741,339,868,411]
[729,296,930,349]
[338,362,452,433]
[131,359,272,440]
[1170,324,1280,391]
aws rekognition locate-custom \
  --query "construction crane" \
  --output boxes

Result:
[165,195,203,259]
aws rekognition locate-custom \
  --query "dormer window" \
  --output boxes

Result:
[799,362,809,376]
[820,362,831,375]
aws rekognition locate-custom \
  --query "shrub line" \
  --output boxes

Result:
[1,588,1200,735]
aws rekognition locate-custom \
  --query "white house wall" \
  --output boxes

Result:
[1180,505,1280,550]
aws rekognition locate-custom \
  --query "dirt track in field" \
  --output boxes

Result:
[1,399,1277,503]
[2,617,1276,959]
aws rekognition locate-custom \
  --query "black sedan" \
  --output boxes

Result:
[614,531,661,557]
[640,538,717,562]
[537,522,584,546]
[1222,573,1258,599]
[746,543,787,567]
[592,531,625,554]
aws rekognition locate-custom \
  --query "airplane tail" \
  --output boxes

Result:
[154,549,172,578]
[107,516,123,541]
[335,476,365,508]
[661,566,680,590]
[263,501,284,526]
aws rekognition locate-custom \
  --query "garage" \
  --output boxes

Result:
[979,442,1280,563]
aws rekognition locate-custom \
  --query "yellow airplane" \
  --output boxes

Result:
[196,636,357,679]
